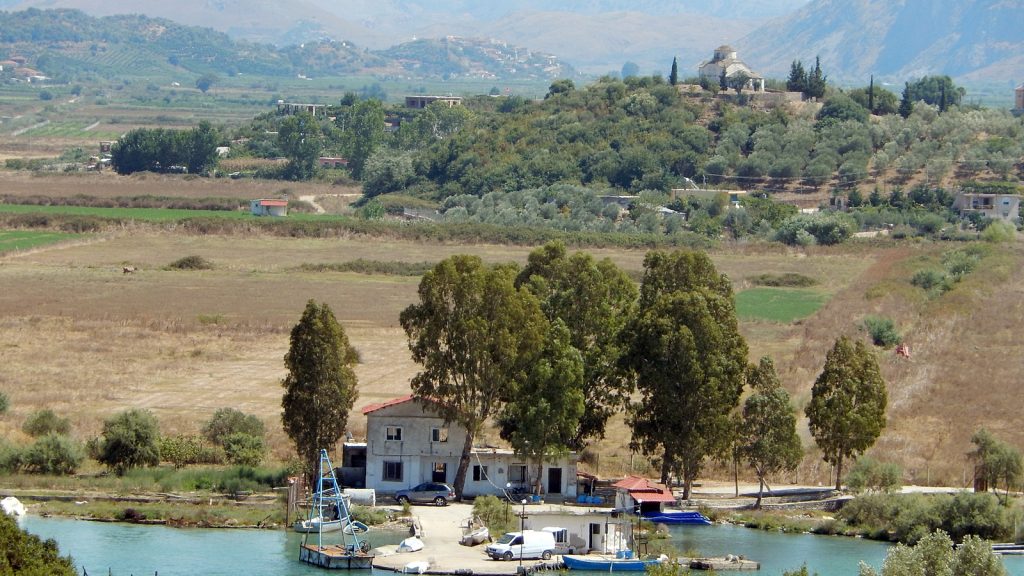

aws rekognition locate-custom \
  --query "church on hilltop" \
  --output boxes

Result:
[698,45,765,92]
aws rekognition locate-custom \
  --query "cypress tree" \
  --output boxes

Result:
[899,82,914,118]
[669,56,679,86]
[868,75,875,113]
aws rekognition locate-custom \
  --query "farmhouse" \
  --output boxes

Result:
[250,198,288,217]
[698,45,765,92]
[952,191,1021,222]
[360,395,578,498]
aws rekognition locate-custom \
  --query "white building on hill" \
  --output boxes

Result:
[698,45,765,92]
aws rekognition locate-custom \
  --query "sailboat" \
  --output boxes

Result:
[298,449,374,569]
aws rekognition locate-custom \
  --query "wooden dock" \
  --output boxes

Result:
[688,556,760,571]
[299,543,374,569]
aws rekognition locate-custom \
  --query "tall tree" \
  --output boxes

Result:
[281,300,359,478]
[970,428,1023,504]
[741,357,802,507]
[806,336,888,490]
[515,242,638,449]
[807,56,827,99]
[185,120,219,175]
[400,256,547,498]
[623,250,748,499]
[340,98,386,180]
[786,60,807,94]
[498,320,584,494]
[868,75,875,114]
[669,57,679,86]
[277,112,323,180]
[899,82,914,119]
[727,71,752,95]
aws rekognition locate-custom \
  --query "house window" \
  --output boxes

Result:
[509,464,528,483]
[386,426,402,441]
[473,465,489,482]
[383,461,403,482]
[431,427,449,443]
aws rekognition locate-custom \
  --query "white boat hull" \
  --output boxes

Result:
[294,516,347,533]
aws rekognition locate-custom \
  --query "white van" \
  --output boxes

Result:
[485,530,557,561]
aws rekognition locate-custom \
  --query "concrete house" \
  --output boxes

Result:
[698,45,765,92]
[404,95,463,109]
[250,198,288,217]
[953,192,1021,222]
[361,395,578,498]
[520,509,631,554]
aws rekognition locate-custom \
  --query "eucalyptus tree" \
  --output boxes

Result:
[400,255,548,498]
[741,357,802,507]
[623,249,748,498]
[806,336,888,490]
[515,242,638,449]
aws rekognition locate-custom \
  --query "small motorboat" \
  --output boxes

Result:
[641,510,712,525]
[398,536,425,553]
[294,515,348,533]
[562,553,665,572]
[344,520,369,535]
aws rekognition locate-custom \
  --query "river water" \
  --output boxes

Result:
[21,516,1024,576]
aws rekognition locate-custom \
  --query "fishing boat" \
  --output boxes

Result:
[294,493,353,533]
[343,521,369,535]
[562,553,664,572]
[640,510,712,525]
[298,449,374,570]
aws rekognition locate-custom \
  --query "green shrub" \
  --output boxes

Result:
[863,315,901,348]
[22,433,84,475]
[910,269,947,292]
[96,408,161,475]
[749,273,818,288]
[158,434,204,468]
[774,213,856,246]
[0,391,8,415]
[22,409,72,437]
[350,505,390,526]
[296,259,436,277]
[202,408,265,447]
[222,433,264,467]
[846,457,902,494]
[471,494,518,536]
[0,512,76,575]
[166,255,214,270]
[838,492,1011,545]
[981,220,1016,243]
[942,248,981,280]
[0,439,24,473]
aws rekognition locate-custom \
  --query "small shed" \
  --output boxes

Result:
[250,198,288,217]
[612,476,676,515]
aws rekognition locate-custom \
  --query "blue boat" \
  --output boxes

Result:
[562,554,663,572]
[641,510,712,525]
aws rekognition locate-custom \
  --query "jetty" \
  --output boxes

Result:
[688,556,760,571]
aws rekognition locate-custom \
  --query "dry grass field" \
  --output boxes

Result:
[0,175,1022,488]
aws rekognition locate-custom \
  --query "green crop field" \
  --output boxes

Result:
[735,287,828,323]
[0,230,83,253]
[0,203,345,222]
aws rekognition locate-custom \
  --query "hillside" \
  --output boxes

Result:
[737,0,1024,83]
[0,9,572,81]
[1,0,805,74]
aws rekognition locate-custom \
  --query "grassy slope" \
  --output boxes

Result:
[0,201,1020,486]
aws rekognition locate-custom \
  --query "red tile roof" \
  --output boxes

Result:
[361,394,415,415]
[257,199,288,207]
[613,475,676,503]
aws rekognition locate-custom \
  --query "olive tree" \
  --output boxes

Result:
[96,409,161,475]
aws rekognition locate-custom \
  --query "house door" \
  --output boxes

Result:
[432,462,447,483]
[547,467,562,494]
[589,523,601,551]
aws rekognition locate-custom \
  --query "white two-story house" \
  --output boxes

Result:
[361,394,578,499]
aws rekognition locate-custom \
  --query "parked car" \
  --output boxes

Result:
[485,530,557,561]
[394,482,456,506]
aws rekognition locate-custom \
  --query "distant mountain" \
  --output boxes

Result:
[3,0,810,74]
[0,9,573,81]
[736,0,1024,84]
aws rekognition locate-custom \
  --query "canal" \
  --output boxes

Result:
[21,516,1024,576]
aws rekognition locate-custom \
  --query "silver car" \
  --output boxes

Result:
[394,482,456,506]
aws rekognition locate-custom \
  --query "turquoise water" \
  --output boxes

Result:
[21,516,1024,576]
